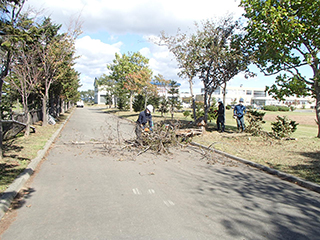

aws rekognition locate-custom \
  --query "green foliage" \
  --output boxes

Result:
[263,105,290,112]
[263,105,279,111]
[80,90,94,103]
[116,94,128,110]
[158,97,169,116]
[271,116,299,138]
[168,80,181,119]
[278,106,290,112]
[183,110,190,118]
[226,105,232,110]
[147,95,160,110]
[240,0,320,137]
[105,93,113,106]
[133,94,145,112]
[245,110,266,136]
[192,102,205,119]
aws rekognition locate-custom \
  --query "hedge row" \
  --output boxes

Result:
[263,105,290,111]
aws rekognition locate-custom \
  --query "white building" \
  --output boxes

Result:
[197,86,314,108]
[93,78,116,105]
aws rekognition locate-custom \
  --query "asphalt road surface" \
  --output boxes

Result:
[1,107,320,240]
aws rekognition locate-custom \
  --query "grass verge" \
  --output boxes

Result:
[0,112,70,195]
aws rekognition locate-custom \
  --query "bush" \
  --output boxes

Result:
[133,94,145,112]
[183,110,190,118]
[271,116,299,138]
[278,106,290,111]
[263,105,279,111]
[226,105,231,110]
[245,110,266,136]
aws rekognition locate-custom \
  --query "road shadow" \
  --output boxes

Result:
[167,159,320,239]
[289,151,320,183]
[11,187,36,210]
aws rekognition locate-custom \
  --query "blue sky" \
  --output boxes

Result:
[24,0,278,93]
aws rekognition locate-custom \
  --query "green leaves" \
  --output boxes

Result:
[241,0,320,137]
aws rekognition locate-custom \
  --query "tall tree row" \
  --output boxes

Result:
[0,0,81,156]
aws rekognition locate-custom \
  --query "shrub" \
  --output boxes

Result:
[278,106,290,111]
[290,106,296,111]
[271,116,299,138]
[183,110,190,118]
[263,105,279,111]
[245,110,266,136]
[226,105,231,110]
[133,94,145,112]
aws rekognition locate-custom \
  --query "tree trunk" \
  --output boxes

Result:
[223,82,227,110]
[315,83,320,138]
[188,77,196,122]
[0,78,4,159]
[42,96,48,126]
[24,110,31,137]
[129,92,133,112]
[203,89,209,123]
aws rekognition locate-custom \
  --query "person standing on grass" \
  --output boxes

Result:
[233,98,246,132]
[216,99,225,132]
[135,105,154,139]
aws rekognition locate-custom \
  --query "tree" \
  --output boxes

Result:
[107,52,152,112]
[192,17,251,123]
[125,69,155,111]
[0,0,26,156]
[7,40,41,136]
[158,96,169,117]
[167,80,181,119]
[132,94,145,112]
[159,31,198,122]
[240,0,320,137]
[80,90,94,104]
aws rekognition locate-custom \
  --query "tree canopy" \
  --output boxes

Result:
[240,0,320,137]
[107,52,153,111]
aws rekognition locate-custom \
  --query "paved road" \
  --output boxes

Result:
[1,107,320,240]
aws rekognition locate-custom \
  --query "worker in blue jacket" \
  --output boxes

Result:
[233,98,246,132]
[135,105,154,139]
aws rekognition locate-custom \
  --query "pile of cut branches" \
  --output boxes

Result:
[124,120,193,154]
[138,121,181,153]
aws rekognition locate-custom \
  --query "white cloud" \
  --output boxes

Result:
[24,0,246,92]
[25,0,243,35]
[75,36,122,90]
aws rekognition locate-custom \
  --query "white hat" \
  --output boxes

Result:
[218,99,222,103]
[146,105,154,112]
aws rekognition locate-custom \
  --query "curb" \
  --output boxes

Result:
[190,142,320,194]
[0,110,74,220]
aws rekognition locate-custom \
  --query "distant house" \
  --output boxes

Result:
[93,78,115,105]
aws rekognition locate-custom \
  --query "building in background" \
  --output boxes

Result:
[196,86,314,108]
